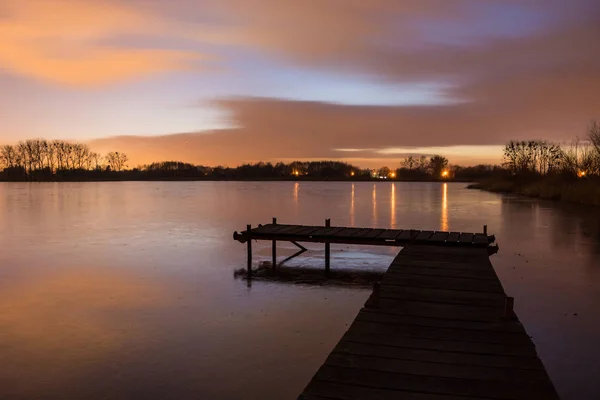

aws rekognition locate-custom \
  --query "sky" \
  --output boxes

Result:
[1,0,599,168]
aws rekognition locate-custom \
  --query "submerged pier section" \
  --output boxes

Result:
[298,245,559,400]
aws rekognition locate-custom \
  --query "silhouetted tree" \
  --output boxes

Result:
[428,155,448,178]
[106,152,128,172]
[590,121,600,157]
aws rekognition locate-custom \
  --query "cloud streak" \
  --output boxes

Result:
[0,0,218,85]
[3,0,599,166]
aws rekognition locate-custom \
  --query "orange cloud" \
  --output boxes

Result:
[0,0,213,86]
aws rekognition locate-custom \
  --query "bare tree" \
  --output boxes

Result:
[88,152,104,170]
[590,120,600,157]
[106,151,128,171]
[1,145,18,169]
[402,156,416,169]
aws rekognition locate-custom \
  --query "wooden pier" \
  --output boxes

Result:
[233,220,559,399]
[233,219,496,276]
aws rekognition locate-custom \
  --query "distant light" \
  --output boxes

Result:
[441,170,449,178]
[389,172,396,178]
[577,170,587,178]
[350,171,355,176]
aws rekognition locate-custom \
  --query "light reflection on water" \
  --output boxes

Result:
[0,181,599,400]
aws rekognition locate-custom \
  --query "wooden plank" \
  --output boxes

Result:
[271,225,305,234]
[312,365,557,400]
[302,380,494,400]
[446,232,461,243]
[473,234,489,245]
[351,228,375,237]
[303,380,495,400]
[333,341,544,370]
[251,224,287,234]
[362,229,387,238]
[333,228,366,237]
[458,233,475,244]
[396,230,419,241]
[348,320,533,346]
[390,259,496,272]
[357,309,526,333]
[350,228,377,238]
[415,230,434,241]
[377,284,506,301]
[377,287,505,307]
[377,229,404,240]
[364,299,507,323]
[380,274,504,294]
[429,231,450,243]
[294,226,324,235]
[325,353,552,383]
[343,330,537,357]
[385,266,499,280]
[310,227,346,236]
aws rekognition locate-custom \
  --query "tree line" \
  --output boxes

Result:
[1,122,599,182]
[502,122,600,177]
[0,139,128,180]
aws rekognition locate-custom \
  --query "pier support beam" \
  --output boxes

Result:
[325,218,331,276]
[247,224,252,278]
[272,217,277,271]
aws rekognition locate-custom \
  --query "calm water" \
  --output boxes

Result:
[1,182,599,399]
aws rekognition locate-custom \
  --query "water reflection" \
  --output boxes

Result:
[372,184,377,226]
[0,266,170,399]
[293,182,299,204]
[441,183,448,231]
[350,184,355,227]
[390,183,396,229]
[1,182,599,400]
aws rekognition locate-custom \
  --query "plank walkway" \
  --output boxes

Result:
[298,245,560,400]
[234,223,494,248]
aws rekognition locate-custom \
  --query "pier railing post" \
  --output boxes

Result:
[325,218,331,276]
[272,217,277,272]
[484,225,488,235]
[247,224,252,278]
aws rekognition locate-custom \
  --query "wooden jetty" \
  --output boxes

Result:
[233,220,559,399]
[233,218,496,276]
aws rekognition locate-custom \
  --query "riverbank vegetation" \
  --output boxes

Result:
[0,139,462,181]
[469,122,600,206]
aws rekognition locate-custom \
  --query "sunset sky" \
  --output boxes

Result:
[2,0,599,168]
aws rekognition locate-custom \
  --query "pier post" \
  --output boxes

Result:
[247,224,252,278]
[325,218,331,276]
[272,217,277,272]
[484,225,488,235]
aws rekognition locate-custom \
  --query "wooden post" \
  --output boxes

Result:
[504,296,514,319]
[484,225,488,235]
[247,224,252,278]
[325,218,331,276]
[272,217,277,272]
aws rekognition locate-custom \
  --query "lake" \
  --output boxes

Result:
[1,182,599,399]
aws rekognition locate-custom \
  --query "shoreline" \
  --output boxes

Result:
[0,177,470,183]
[467,178,600,207]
